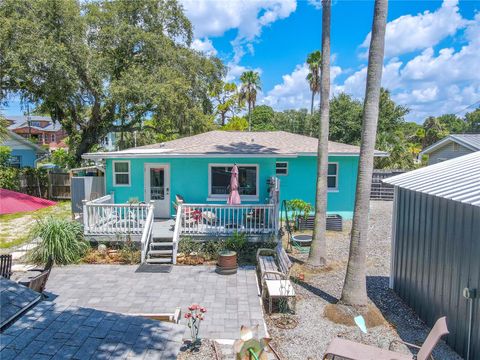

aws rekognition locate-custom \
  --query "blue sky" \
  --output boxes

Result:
[4,0,480,123]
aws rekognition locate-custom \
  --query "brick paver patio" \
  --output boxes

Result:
[1,301,184,360]
[45,265,267,340]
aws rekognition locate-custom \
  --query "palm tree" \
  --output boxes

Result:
[306,50,322,115]
[239,71,261,131]
[340,0,388,306]
[307,1,330,267]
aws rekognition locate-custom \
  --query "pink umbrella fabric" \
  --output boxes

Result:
[227,165,241,205]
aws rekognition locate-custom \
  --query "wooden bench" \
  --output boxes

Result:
[256,244,295,313]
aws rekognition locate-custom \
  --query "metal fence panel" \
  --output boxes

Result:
[392,187,480,359]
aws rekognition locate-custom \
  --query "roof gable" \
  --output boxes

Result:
[420,134,480,155]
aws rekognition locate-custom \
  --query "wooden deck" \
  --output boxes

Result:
[152,219,175,239]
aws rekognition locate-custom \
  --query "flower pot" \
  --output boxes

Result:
[216,250,237,275]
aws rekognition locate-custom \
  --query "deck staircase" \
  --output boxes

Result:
[146,236,174,264]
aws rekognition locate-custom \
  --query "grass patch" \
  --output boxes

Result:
[0,201,71,250]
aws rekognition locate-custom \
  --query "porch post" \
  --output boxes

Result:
[82,199,88,232]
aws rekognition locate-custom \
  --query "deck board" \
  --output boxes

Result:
[152,219,175,239]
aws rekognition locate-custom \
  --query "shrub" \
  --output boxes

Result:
[224,231,247,253]
[28,216,89,265]
[119,239,141,264]
[0,166,20,190]
[0,146,12,167]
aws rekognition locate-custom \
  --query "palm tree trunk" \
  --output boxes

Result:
[248,101,252,131]
[310,91,315,115]
[340,0,388,306]
[307,0,331,267]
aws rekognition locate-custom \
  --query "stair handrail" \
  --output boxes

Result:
[171,202,183,264]
[140,202,155,263]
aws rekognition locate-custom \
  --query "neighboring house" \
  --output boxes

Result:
[6,115,117,151]
[384,152,480,360]
[6,115,68,150]
[420,133,480,164]
[83,131,387,219]
[1,130,47,167]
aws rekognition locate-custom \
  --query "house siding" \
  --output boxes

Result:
[105,155,359,218]
[428,142,473,164]
[10,149,37,167]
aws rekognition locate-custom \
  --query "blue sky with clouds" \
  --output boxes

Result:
[4,0,480,123]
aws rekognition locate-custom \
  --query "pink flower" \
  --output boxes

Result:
[199,307,207,313]
[188,304,199,311]
[184,313,192,319]
[196,314,204,320]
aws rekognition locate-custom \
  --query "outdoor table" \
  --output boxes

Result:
[265,279,296,314]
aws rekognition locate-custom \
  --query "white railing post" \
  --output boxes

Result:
[140,204,154,263]
[82,199,88,232]
[171,202,183,264]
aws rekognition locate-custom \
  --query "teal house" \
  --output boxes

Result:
[84,131,386,219]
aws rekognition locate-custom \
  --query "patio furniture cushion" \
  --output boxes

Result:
[323,338,412,360]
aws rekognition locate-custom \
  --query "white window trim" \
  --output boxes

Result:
[275,161,288,176]
[328,162,339,192]
[207,163,259,201]
[112,160,131,187]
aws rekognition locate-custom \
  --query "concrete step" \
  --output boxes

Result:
[146,258,172,264]
[148,249,173,256]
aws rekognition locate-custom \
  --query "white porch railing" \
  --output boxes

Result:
[171,202,183,264]
[179,203,278,236]
[140,203,155,263]
[83,195,151,235]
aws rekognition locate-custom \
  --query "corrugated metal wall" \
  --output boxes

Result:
[392,187,480,359]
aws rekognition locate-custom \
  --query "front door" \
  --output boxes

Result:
[145,164,170,218]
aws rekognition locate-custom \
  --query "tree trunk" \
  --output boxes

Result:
[307,0,331,267]
[310,90,315,115]
[340,0,388,306]
[248,101,252,131]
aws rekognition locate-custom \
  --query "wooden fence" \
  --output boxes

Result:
[19,172,70,200]
[371,169,405,201]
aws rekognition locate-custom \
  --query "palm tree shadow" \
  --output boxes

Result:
[293,278,338,304]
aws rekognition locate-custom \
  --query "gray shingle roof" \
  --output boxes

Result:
[137,130,365,154]
[84,131,387,159]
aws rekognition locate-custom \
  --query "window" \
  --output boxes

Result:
[51,134,55,142]
[328,163,338,190]
[209,165,258,198]
[9,155,21,168]
[276,162,288,175]
[113,161,130,186]
[453,142,459,151]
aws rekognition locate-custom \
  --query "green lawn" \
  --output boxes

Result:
[0,201,72,250]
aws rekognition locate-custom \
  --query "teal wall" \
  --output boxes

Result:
[105,155,358,218]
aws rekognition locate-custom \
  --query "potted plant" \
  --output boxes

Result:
[286,199,313,230]
[216,232,246,275]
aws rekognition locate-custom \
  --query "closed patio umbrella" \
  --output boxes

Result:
[227,165,241,205]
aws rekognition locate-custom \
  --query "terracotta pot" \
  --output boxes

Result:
[216,250,238,275]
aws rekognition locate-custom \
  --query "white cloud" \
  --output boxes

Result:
[181,0,296,63]
[360,0,466,58]
[191,38,217,56]
[336,12,480,122]
[307,0,322,10]
[225,63,263,83]
[262,63,342,110]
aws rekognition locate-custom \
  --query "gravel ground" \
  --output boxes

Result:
[266,201,461,360]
